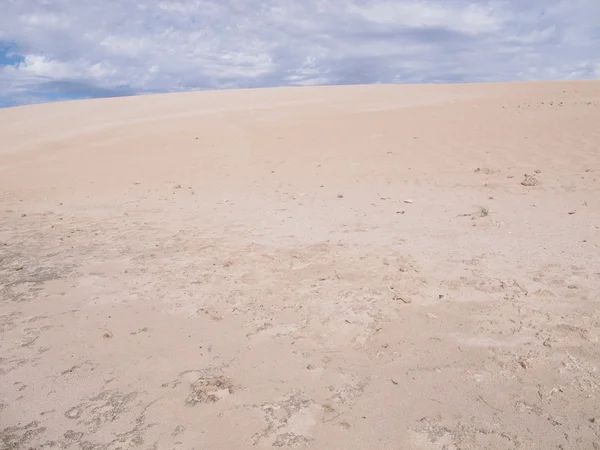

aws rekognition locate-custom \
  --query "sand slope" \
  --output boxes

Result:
[1,81,600,449]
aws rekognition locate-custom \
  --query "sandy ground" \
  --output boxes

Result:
[1,81,599,449]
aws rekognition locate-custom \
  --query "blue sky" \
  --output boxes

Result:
[1,0,599,107]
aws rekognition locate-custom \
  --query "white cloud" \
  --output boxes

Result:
[0,0,599,106]
[347,2,501,35]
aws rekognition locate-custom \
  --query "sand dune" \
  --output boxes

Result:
[1,81,600,449]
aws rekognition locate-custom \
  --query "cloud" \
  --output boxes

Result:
[0,0,599,106]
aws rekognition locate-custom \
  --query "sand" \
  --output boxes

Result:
[1,81,599,449]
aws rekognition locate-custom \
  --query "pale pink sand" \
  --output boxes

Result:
[1,81,600,449]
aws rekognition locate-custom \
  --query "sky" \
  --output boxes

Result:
[1,0,599,107]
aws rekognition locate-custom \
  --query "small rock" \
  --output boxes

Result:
[306,364,316,371]
[337,194,344,199]
[567,285,578,290]
[404,199,414,204]
[518,358,529,369]
[568,211,576,215]
[426,313,438,320]
[534,169,542,174]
